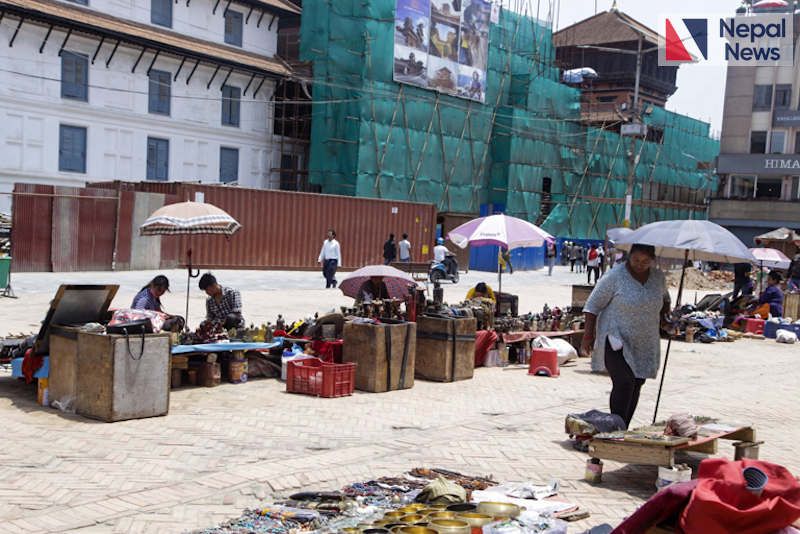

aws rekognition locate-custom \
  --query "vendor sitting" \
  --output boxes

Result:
[131,275,169,311]
[356,276,390,305]
[199,273,245,329]
[733,271,784,328]
[466,282,496,303]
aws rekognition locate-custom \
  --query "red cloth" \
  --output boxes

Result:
[21,348,44,384]
[589,249,598,261]
[312,340,343,364]
[679,458,800,534]
[610,480,697,534]
[474,330,498,366]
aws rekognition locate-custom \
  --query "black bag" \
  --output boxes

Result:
[106,319,152,361]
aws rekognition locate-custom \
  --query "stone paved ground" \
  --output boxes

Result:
[1,267,797,534]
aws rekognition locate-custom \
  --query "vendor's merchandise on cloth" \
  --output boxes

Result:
[184,468,577,534]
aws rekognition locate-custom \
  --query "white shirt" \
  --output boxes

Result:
[318,239,341,264]
[398,239,412,260]
[434,245,449,262]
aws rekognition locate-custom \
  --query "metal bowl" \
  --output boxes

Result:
[475,502,521,519]
[398,527,438,534]
[363,529,390,534]
[427,512,456,521]
[445,504,477,514]
[416,509,438,517]
[400,514,424,524]
[390,527,406,534]
[383,512,407,521]
[398,506,421,514]
[405,504,428,511]
[453,513,494,530]
[341,528,362,534]
[427,519,471,534]
[374,521,393,527]
[357,524,375,531]
[384,524,406,530]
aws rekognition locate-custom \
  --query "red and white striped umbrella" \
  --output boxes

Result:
[339,265,415,300]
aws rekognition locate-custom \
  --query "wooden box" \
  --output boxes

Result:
[342,321,416,393]
[784,293,800,321]
[415,316,476,382]
[76,332,171,422]
[572,284,594,307]
[48,326,80,405]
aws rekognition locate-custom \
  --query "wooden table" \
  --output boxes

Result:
[588,423,758,468]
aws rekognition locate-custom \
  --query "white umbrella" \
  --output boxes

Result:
[613,219,755,423]
[140,201,242,326]
[447,214,554,295]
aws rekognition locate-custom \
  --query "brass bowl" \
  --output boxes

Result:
[400,514,424,524]
[374,521,393,527]
[363,529,390,534]
[445,504,477,514]
[413,523,428,527]
[405,504,428,511]
[384,524,406,530]
[399,528,438,534]
[475,502,521,519]
[398,507,420,514]
[416,509,438,517]
[428,512,456,521]
[453,513,494,530]
[383,512,407,521]
[428,519,471,534]
[390,527,406,534]
[342,529,362,534]
[357,524,375,531]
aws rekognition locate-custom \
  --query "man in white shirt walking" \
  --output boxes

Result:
[398,233,412,262]
[318,229,341,288]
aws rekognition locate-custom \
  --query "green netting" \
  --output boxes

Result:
[299,0,720,238]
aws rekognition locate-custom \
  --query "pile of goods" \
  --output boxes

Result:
[186,468,577,534]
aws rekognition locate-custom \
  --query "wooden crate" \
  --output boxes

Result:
[415,315,476,382]
[784,293,800,321]
[572,284,594,307]
[76,332,171,422]
[342,321,416,393]
[48,326,80,405]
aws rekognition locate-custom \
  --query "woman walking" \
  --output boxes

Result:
[580,244,671,427]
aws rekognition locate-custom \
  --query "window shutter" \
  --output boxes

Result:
[222,87,230,125]
[62,54,76,98]
[156,140,169,181]
[220,148,238,182]
[75,128,86,173]
[76,56,87,100]
[147,139,157,180]
[148,76,159,113]
[230,88,240,126]
[233,13,242,46]
[161,73,170,115]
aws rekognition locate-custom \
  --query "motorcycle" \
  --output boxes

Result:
[429,256,460,284]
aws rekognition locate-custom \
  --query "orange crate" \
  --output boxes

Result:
[286,358,355,398]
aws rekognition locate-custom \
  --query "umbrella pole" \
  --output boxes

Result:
[653,249,688,424]
[186,248,192,330]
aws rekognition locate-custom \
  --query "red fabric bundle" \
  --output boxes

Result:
[21,348,44,384]
[679,458,800,534]
[474,330,498,366]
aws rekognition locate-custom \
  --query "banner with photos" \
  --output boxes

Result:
[393,0,490,103]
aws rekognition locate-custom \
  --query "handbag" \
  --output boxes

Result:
[106,319,152,361]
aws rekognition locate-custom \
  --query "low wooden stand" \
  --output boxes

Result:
[588,425,758,468]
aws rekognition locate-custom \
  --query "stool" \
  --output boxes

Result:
[745,318,765,335]
[528,348,559,377]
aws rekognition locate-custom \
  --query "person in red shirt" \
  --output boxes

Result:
[587,244,600,284]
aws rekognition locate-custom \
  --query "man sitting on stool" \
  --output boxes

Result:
[199,273,245,329]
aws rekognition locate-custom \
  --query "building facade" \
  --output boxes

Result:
[713,13,800,246]
[0,0,302,213]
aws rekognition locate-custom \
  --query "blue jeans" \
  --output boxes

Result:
[791,278,800,291]
[547,255,555,275]
[400,258,411,262]
[323,259,338,288]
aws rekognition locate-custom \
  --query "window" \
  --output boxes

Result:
[775,84,791,109]
[795,132,800,154]
[221,85,240,127]
[148,70,171,115]
[730,176,756,197]
[146,137,169,181]
[224,10,243,47]
[67,0,88,5]
[61,52,88,101]
[750,131,768,154]
[756,177,782,198]
[59,125,87,173]
[770,131,786,154]
[753,85,773,110]
[219,147,239,183]
[280,154,298,190]
[151,0,172,27]
[792,176,799,199]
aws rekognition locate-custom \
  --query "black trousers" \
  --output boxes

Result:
[587,266,599,284]
[570,259,576,272]
[605,340,645,428]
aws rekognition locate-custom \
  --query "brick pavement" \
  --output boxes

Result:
[1,333,799,534]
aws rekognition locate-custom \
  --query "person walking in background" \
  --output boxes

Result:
[581,244,672,427]
[575,244,584,273]
[732,262,752,300]
[318,229,341,288]
[398,233,412,262]
[561,242,570,266]
[587,244,600,284]
[546,241,557,276]
[498,247,513,274]
[383,233,397,265]
[569,242,580,272]
[598,245,606,275]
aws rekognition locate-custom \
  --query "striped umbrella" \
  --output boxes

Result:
[139,201,241,236]
[339,265,415,300]
[139,201,242,327]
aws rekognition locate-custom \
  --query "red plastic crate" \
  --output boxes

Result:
[745,318,765,335]
[286,358,355,398]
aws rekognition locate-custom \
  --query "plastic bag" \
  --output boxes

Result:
[51,395,76,414]
[532,336,577,365]
[482,511,568,534]
[776,329,798,344]
[490,480,559,500]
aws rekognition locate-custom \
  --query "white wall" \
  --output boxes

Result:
[0,2,296,213]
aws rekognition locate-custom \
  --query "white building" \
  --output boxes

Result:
[0,0,303,212]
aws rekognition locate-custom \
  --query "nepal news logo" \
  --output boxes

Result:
[658,14,793,67]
